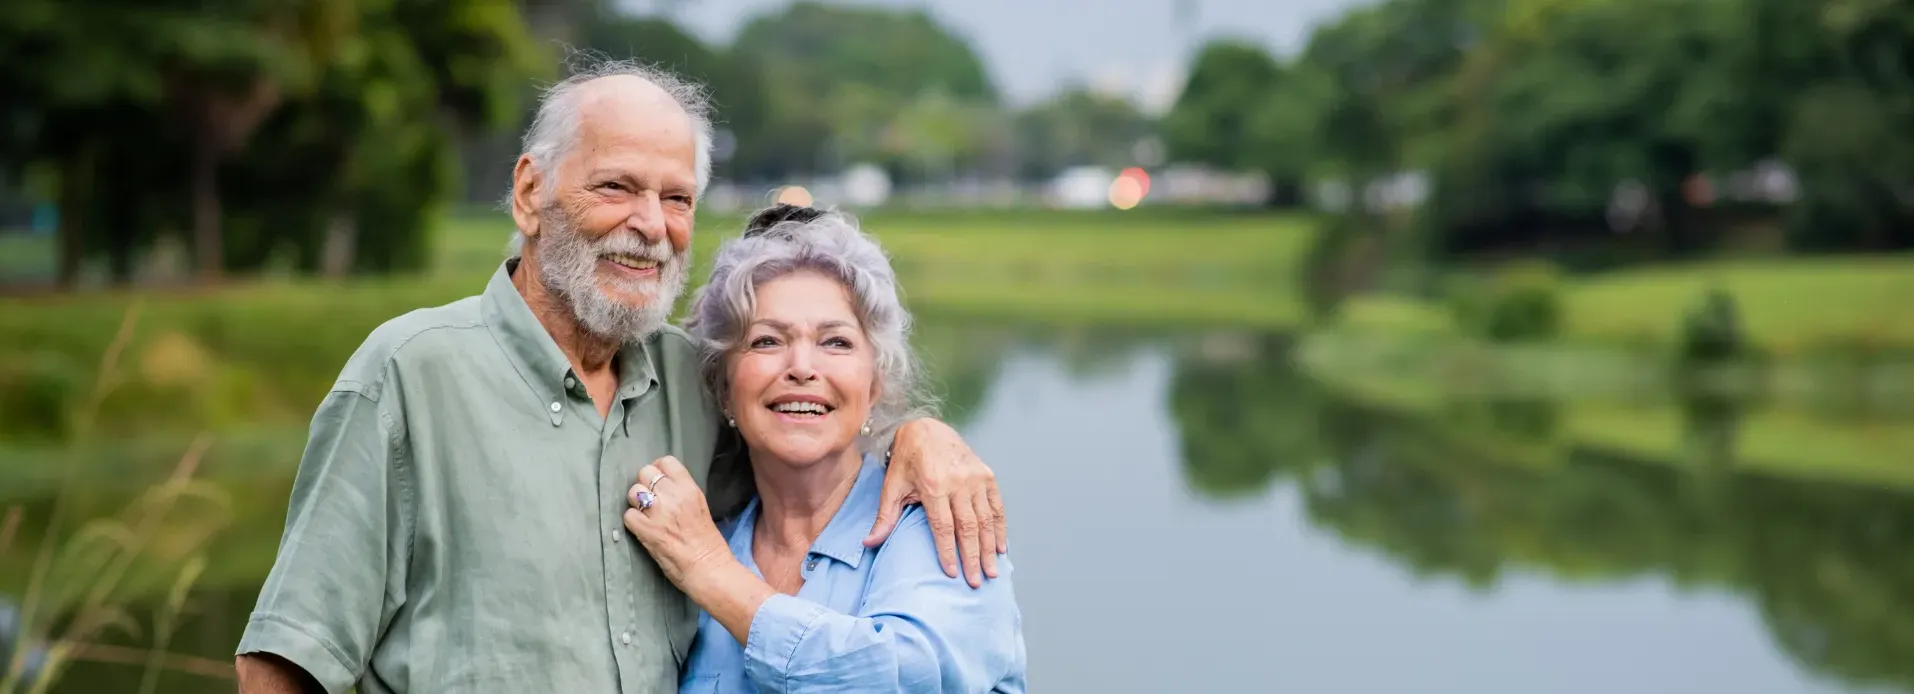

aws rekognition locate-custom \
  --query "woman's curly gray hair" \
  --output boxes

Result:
[684,205,937,454]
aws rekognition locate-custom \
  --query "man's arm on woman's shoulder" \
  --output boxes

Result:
[865,418,1009,588]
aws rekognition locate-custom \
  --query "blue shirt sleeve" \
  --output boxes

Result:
[740,508,1025,693]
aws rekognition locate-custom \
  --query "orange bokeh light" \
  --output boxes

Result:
[775,185,814,207]
[1119,167,1151,198]
[1108,175,1145,210]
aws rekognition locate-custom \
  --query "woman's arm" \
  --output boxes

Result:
[624,458,1024,693]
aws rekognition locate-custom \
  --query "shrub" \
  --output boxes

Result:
[1448,260,1564,343]
[1676,288,1750,364]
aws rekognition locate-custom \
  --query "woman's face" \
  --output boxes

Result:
[727,270,879,468]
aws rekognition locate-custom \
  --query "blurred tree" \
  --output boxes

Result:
[1151,0,1912,265]
[578,12,769,183]
[729,1,998,178]
[1161,40,1281,173]
[0,0,544,285]
[1012,88,1157,180]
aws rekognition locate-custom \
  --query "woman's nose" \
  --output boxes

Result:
[784,349,818,383]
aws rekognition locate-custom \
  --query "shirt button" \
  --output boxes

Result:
[611,530,620,543]
[549,401,562,413]
[620,632,631,645]
[564,376,576,389]
[806,557,820,571]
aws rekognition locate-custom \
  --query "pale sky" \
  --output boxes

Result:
[618,0,1372,113]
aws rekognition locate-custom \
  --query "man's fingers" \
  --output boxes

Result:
[988,482,1008,553]
[923,497,960,578]
[863,476,908,548]
[951,496,983,588]
[974,493,999,579]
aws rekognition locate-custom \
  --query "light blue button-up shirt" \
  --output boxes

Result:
[680,455,1026,693]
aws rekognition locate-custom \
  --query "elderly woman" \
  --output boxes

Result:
[621,205,1027,693]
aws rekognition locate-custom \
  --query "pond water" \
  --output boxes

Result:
[8,322,1914,693]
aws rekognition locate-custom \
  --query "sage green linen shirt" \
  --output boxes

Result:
[236,258,751,693]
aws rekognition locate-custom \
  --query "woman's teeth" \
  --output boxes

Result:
[605,253,660,270]
[771,402,830,416]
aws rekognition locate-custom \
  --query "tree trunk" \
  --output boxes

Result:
[54,142,99,290]
[190,144,222,283]
[320,210,358,278]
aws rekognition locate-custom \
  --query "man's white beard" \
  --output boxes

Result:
[534,204,690,345]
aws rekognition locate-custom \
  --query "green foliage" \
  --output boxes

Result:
[1161,41,1282,173]
[728,1,998,179]
[1447,261,1564,343]
[0,0,546,284]
[1012,89,1156,179]
[1168,0,1914,260]
[1676,288,1750,364]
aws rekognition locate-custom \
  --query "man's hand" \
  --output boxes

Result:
[864,418,1007,588]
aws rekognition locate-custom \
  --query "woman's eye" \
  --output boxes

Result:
[750,336,779,348]
[824,336,853,349]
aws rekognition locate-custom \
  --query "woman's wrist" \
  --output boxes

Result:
[684,557,778,645]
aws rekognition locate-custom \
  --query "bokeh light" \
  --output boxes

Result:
[1108,174,1145,210]
[1119,167,1151,198]
[775,185,814,207]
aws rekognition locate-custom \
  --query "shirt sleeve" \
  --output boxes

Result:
[235,384,412,694]
[741,509,1026,693]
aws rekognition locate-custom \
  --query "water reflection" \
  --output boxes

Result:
[1166,331,1914,692]
[5,320,1913,692]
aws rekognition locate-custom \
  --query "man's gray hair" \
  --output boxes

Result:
[507,55,716,256]
[685,210,937,454]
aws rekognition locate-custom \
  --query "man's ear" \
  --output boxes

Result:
[510,155,544,239]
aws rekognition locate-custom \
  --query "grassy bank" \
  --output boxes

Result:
[0,209,1316,445]
[1334,252,1914,355]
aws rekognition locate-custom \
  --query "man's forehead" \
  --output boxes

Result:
[574,76,694,140]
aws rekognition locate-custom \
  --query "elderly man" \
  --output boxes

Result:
[232,60,1007,694]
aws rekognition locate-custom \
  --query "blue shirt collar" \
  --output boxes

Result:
[730,453,888,570]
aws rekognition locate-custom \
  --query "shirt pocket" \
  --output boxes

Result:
[680,673,722,694]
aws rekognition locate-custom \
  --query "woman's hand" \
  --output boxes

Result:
[623,456,734,588]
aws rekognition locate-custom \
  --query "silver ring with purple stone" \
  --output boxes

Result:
[634,489,657,510]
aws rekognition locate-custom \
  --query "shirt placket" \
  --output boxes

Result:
[590,395,639,693]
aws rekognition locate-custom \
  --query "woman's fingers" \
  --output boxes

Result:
[655,455,693,480]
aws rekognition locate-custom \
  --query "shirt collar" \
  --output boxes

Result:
[731,454,888,571]
[481,258,660,427]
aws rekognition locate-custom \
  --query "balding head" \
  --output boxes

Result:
[510,60,715,257]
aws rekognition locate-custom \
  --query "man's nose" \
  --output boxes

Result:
[625,193,667,244]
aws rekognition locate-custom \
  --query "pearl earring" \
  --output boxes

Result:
[725,411,735,428]
[861,420,872,436]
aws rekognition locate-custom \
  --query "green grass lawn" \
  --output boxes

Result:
[1563,255,1914,355]
[1332,252,1914,354]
